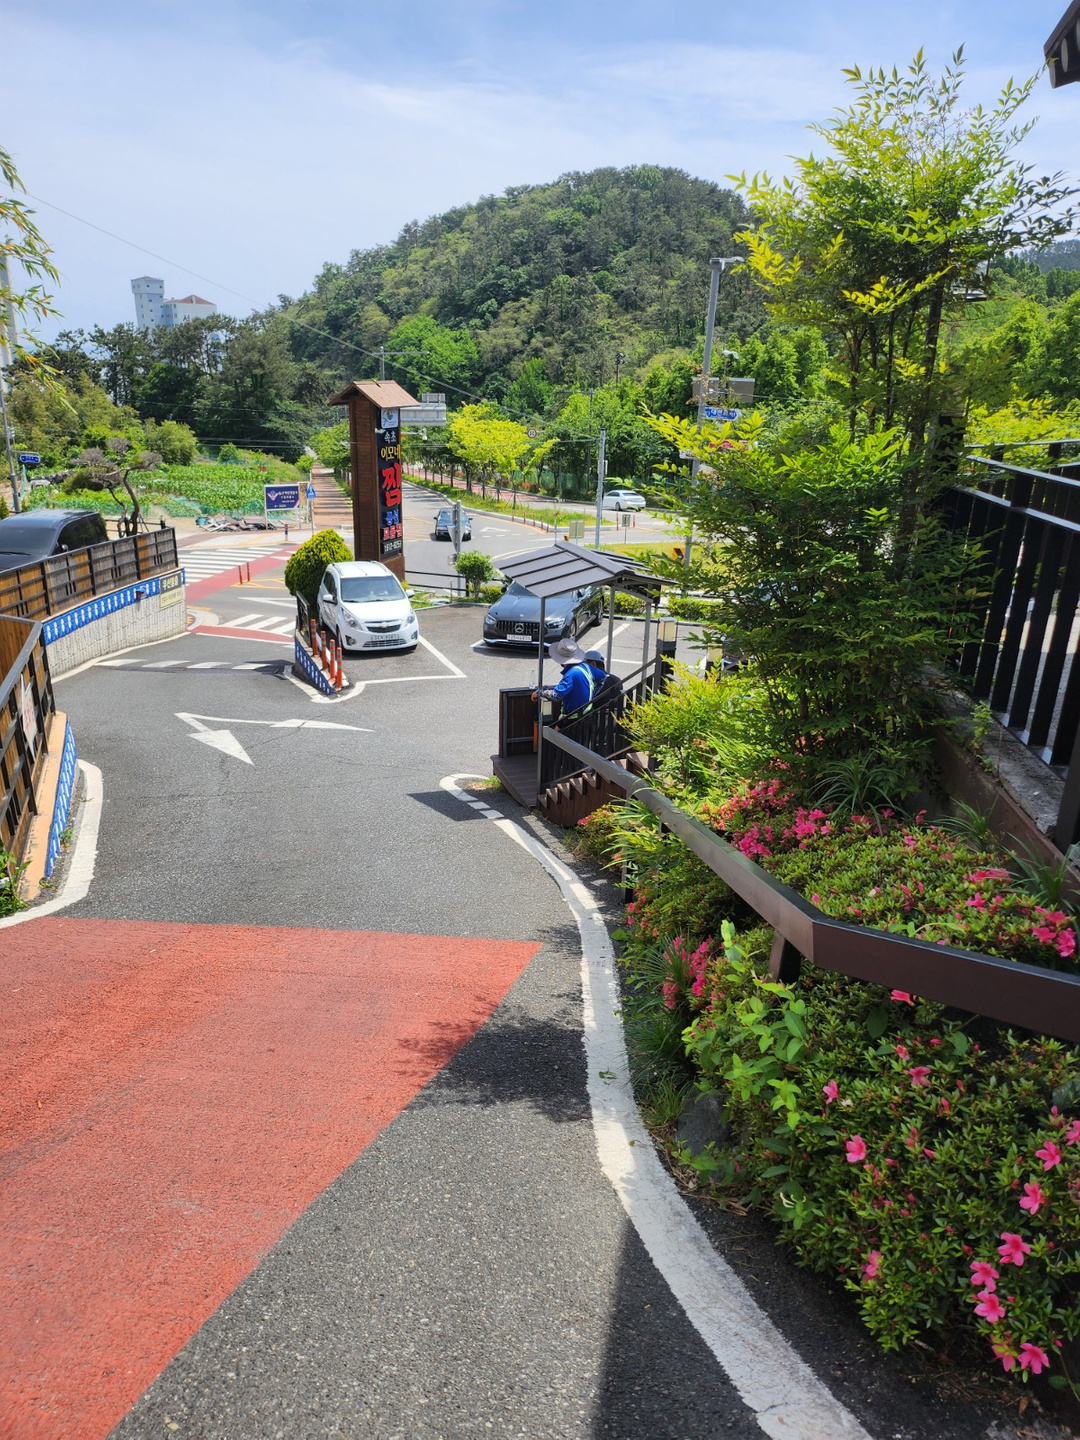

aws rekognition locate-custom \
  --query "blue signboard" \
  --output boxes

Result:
[17,452,41,466]
[264,484,301,512]
[306,482,316,500]
[703,407,740,422]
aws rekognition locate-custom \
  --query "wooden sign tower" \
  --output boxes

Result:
[327,379,419,583]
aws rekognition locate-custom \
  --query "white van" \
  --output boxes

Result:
[317,561,420,653]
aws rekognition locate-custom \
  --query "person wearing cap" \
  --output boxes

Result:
[532,636,595,718]
[583,648,622,709]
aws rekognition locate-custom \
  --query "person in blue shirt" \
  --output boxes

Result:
[533,636,595,717]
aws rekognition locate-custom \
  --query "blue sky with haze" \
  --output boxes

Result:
[5,0,1078,339]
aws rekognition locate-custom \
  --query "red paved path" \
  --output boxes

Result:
[1,918,538,1440]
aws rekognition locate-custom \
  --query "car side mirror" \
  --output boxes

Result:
[500,583,508,593]
[405,587,415,597]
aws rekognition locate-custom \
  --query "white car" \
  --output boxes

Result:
[602,488,647,511]
[317,560,419,653]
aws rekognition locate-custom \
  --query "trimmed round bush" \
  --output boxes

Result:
[284,529,352,605]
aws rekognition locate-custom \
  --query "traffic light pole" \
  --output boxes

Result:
[686,256,740,567]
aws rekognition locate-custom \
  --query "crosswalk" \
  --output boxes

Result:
[213,611,297,636]
[178,541,287,584]
[96,658,286,673]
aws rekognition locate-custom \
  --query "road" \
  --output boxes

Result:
[0,496,1005,1440]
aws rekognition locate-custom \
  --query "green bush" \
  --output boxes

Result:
[454,550,497,597]
[0,847,27,917]
[613,591,646,616]
[284,529,352,605]
[666,595,725,622]
[478,582,504,604]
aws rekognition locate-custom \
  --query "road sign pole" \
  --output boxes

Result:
[593,428,606,550]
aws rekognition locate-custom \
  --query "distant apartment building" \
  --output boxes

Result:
[131,278,217,331]
[131,276,164,330]
[160,294,218,327]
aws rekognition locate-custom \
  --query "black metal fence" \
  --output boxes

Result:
[946,444,1080,849]
[0,616,54,863]
[0,529,179,622]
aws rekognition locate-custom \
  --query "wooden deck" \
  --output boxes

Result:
[491,752,538,807]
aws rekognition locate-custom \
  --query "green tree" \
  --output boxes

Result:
[143,418,197,464]
[383,314,480,393]
[454,550,497,596]
[0,144,60,373]
[735,50,1076,451]
[1027,290,1080,404]
[309,420,350,476]
[446,405,532,489]
[953,300,1048,409]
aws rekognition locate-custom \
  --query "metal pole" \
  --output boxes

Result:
[641,595,652,691]
[687,257,740,569]
[378,345,386,381]
[0,366,19,513]
[593,427,606,550]
[0,254,20,514]
[536,597,547,793]
[606,583,616,670]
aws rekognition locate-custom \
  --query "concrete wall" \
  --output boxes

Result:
[45,571,187,677]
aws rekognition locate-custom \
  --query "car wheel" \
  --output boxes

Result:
[569,618,579,639]
[614,502,622,511]
[335,627,346,653]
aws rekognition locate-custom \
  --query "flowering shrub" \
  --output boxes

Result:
[608,776,1080,1383]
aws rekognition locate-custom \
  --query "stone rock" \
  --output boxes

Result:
[675,1089,732,1157]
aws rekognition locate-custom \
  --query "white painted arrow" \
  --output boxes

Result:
[176,712,370,733]
[189,728,254,764]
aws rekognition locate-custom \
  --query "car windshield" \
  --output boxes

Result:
[339,575,405,602]
[0,521,54,553]
[437,510,452,521]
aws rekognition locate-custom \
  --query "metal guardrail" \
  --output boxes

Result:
[0,529,179,622]
[0,615,54,862]
[542,727,1080,1045]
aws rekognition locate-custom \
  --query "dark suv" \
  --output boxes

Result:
[0,509,109,575]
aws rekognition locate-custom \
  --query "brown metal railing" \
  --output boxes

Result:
[0,615,54,862]
[0,529,179,622]
[543,728,1080,1046]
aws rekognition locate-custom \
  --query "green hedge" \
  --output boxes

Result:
[284,529,352,605]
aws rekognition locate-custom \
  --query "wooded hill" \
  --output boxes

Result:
[281,165,768,404]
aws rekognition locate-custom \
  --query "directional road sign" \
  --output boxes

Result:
[306,482,317,500]
[703,407,740,422]
[17,452,41,466]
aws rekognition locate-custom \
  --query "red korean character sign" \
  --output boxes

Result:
[377,408,404,560]
[328,379,419,583]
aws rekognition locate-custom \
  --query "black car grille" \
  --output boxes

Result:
[367,621,401,633]
[493,619,540,639]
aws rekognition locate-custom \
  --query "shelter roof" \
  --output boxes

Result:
[328,380,419,409]
[496,539,665,599]
[1046,0,1080,85]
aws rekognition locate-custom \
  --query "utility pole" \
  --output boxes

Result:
[593,427,606,551]
[615,351,626,385]
[377,346,430,381]
[0,253,21,513]
[686,256,741,567]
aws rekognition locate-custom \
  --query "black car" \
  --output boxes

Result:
[482,580,603,647]
[0,509,109,575]
[434,507,472,541]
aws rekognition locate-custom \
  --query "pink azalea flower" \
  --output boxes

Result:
[993,1343,1017,1372]
[1019,1181,1046,1215]
[1058,928,1077,958]
[1019,1342,1050,1375]
[822,1080,839,1104]
[1036,1141,1062,1171]
[970,1261,998,1290]
[846,1136,867,1164]
[895,1044,910,1059]
[862,1249,882,1280]
[1066,1120,1080,1145]
[891,990,914,1004]
[908,1066,931,1087]
[975,1290,1006,1323]
[941,1098,951,1114]
[998,1233,1032,1266]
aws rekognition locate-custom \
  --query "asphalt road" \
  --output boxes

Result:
[1,504,1023,1440]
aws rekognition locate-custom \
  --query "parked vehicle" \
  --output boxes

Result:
[434,507,472,541]
[317,561,419,653]
[602,488,647,512]
[482,580,603,647]
[0,509,109,575]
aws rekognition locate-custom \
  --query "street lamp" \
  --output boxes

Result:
[686,257,742,566]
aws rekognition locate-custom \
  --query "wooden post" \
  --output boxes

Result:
[329,380,420,584]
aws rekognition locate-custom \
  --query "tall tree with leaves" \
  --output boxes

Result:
[733,50,1076,459]
[1,145,59,373]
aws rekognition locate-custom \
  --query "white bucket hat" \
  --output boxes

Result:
[548,636,587,666]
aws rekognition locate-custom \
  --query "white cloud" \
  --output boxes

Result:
[5,5,1077,341]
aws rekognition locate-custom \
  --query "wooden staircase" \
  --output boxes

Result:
[537,750,648,827]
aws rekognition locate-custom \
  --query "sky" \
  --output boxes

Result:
[4,0,1079,341]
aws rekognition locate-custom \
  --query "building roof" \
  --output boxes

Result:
[328,380,420,409]
[163,295,215,306]
[495,539,665,599]
[1046,0,1080,86]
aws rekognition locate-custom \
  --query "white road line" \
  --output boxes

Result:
[143,660,179,668]
[97,658,139,667]
[305,632,467,705]
[438,774,872,1440]
[417,633,466,678]
[232,663,275,670]
[242,616,286,631]
[269,621,296,635]
[226,613,263,628]
[187,661,229,669]
[0,761,103,929]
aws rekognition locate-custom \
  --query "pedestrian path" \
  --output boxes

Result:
[206,610,296,635]
[310,466,352,531]
[178,540,288,584]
